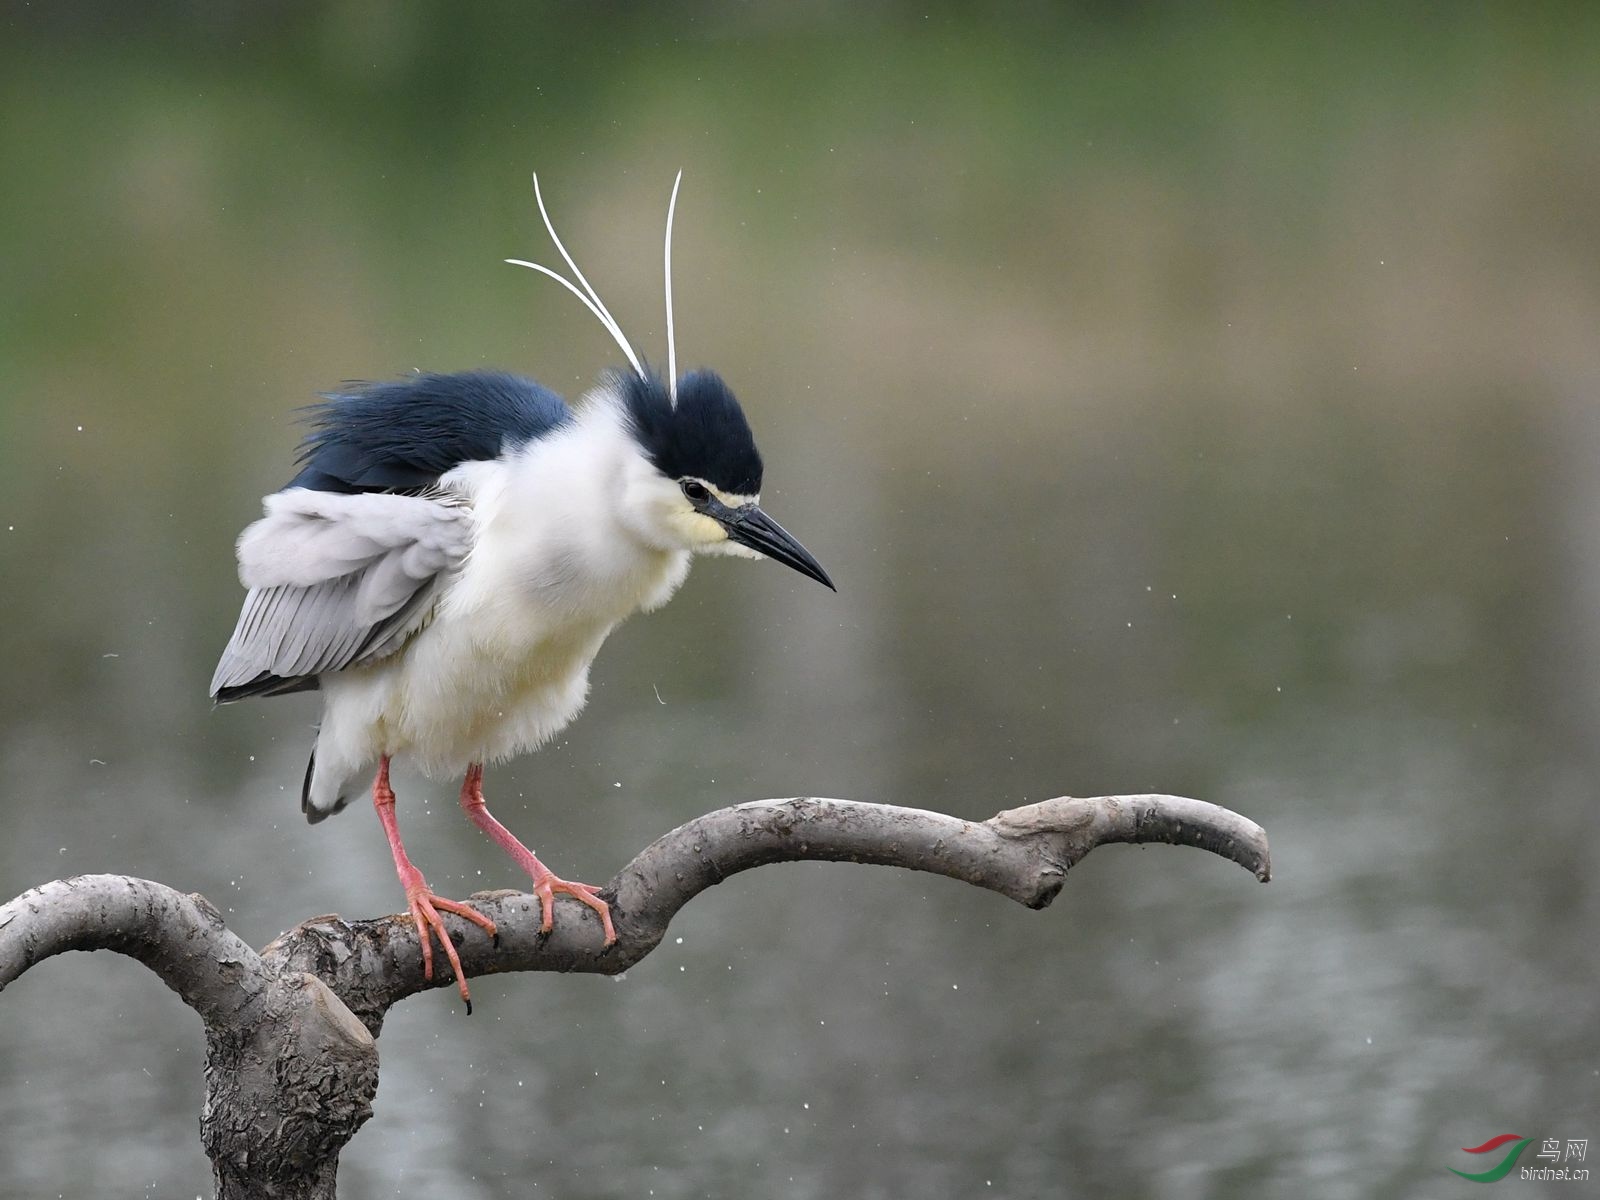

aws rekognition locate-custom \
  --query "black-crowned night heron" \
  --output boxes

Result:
[211,174,834,1009]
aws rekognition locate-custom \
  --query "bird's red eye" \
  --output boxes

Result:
[681,480,710,503]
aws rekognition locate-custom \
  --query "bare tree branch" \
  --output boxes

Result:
[0,874,270,1027]
[0,792,1269,1199]
[266,793,1270,1030]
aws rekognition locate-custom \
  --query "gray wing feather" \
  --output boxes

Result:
[210,488,472,698]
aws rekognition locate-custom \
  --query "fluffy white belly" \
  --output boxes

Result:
[313,500,692,791]
[322,611,615,779]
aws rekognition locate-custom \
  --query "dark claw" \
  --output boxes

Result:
[464,997,473,1017]
[492,930,501,949]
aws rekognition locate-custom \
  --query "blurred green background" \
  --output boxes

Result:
[2,4,1597,1197]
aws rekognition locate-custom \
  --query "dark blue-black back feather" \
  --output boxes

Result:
[289,370,572,493]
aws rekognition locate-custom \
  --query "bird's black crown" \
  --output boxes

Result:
[617,368,764,496]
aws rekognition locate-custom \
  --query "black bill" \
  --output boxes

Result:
[721,504,835,591]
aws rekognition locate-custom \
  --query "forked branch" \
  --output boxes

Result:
[3,793,1269,1029]
[0,792,1269,1200]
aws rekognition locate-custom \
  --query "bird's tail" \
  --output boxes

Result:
[301,746,362,824]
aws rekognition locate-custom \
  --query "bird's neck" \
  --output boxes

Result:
[470,395,688,615]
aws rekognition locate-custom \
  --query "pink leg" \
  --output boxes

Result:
[373,756,498,1010]
[458,764,616,945]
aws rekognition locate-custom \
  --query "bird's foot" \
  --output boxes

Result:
[398,866,498,1011]
[454,765,616,946]
[528,864,617,946]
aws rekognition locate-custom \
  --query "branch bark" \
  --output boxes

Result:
[0,792,1269,1198]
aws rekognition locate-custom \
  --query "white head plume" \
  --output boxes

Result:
[505,173,646,380]
[664,170,683,406]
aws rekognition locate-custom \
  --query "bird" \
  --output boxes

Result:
[211,173,834,1010]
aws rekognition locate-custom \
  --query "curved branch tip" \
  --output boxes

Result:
[989,794,1272,883]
